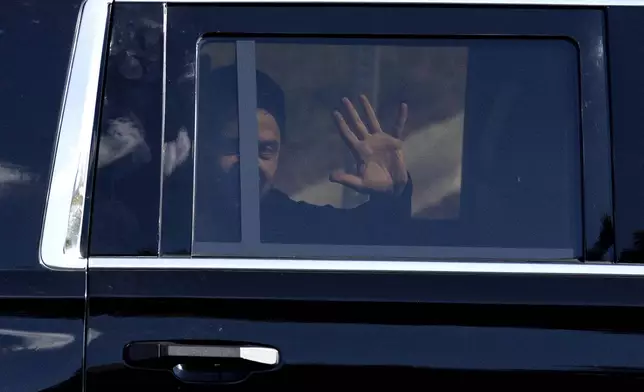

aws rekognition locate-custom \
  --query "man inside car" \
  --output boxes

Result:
[195,65,413,245]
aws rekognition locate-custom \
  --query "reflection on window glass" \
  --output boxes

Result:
[91,4,163,256]
[195,38,580,258]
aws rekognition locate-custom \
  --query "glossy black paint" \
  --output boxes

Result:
[3,1,644,391]
[59,366,644,391]
[0,0,85,390]
[607,7,644,263]
[87,269,644,307]
[85,296,644,390]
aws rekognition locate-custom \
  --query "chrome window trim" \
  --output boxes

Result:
[42,0,644,274]
[90,257,644,276]
[117,0,644,5]
[40,0,111,271]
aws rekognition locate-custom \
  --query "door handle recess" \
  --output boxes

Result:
[124,341,280,383]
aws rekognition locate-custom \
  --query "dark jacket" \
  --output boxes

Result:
[195,178,413,246]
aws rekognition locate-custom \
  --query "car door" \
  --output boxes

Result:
[0,0,86,390]
[42,0,644,390]
[609,5,644,266]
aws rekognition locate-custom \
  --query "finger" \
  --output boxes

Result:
[329,170,366,193]
[393,102,408,139]
[333,111,360,151]
[359,94,383,134]
[342,97,369,139]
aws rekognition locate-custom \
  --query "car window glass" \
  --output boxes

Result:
[89,4,164,256]
[193,37,582,260]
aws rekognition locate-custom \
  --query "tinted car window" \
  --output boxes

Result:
[89,3,164,256]
[192,37,582,260]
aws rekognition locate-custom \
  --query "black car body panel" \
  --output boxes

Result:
[84,3,644,390]
[0,0,85,390]
[4,1,644,390]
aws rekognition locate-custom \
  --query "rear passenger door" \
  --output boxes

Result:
[46,0,644,389]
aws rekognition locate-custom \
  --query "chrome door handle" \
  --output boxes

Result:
[124,341,280,383]
[125,341,280,366]
[165,344,279,365]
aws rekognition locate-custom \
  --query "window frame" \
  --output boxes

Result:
[40,0,634,276]
[168,5,609,264]
[190,35,583,261]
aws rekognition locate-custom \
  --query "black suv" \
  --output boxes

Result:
[4,0,644,390]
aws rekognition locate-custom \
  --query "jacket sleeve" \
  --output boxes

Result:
[352,175,413,221]
[280,175,414,245]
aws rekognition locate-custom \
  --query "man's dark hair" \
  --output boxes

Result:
[198,63,286,143]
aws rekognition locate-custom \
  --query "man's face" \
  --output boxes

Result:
[215,109,281,199]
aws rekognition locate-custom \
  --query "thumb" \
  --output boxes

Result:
[329,170,365,193]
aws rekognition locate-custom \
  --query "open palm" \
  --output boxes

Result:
[330,95,409,196]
